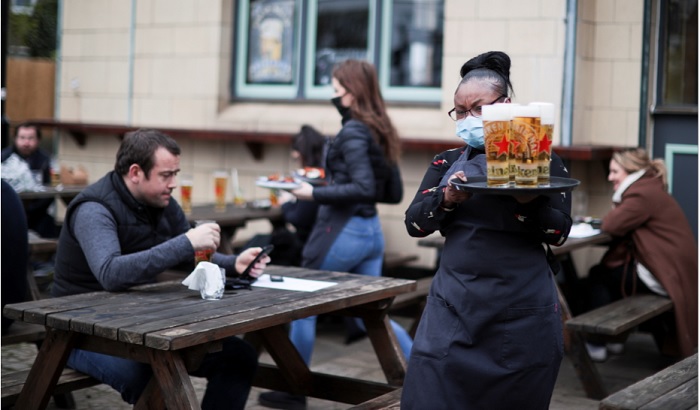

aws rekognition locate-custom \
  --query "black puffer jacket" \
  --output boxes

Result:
[302,119,383,269]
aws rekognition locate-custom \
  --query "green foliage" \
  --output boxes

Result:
[9,0,58,58]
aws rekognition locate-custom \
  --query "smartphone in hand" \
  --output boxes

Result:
[239,244,274,282]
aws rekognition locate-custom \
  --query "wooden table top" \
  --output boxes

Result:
[18,185,84,200]
[187,203,282,229]
[3,265,415,351]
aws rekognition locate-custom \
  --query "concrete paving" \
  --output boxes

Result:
[1,317,673,409]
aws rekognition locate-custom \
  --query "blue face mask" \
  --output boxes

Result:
[455,116,484,149]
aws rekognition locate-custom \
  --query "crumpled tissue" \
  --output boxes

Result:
[182,261,225,300]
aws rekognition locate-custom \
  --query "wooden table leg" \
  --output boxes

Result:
[362,314,407,386]
[257,325,313,393]
[555,281,607,400]
[147,349,200,410]
[15,328,77,410]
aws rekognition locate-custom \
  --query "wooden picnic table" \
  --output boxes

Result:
[3,265,415,409]
[17,185,84,202]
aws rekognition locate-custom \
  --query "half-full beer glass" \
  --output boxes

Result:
[530,102,554,186]
[213,171,228,212]
[482,104,511,187]
[511,105,540,187]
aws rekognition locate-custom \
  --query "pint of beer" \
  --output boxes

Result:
[482,104,511,187]
[511,105,541,187]
[180,175,193,215]
[530,102,554,186]
[213,171,229,212]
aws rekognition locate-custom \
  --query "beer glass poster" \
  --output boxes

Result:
[247,0,295,84]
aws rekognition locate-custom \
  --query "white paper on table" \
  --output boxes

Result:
[568,223,601,238]
[251,274,337,292]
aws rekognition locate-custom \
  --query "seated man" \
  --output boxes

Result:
[52,128,270,409]
[1,122,57,237]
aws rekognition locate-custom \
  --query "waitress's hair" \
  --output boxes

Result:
[332,59,401,164]
[458,51,514,99]
[613,147,668,190]
[292,125,326,168]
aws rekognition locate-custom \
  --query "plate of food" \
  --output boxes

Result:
[256,174,301,190]
[450,176,580,195]
[293,167,327,186]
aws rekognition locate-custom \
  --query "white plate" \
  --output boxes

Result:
[256,178,301,190]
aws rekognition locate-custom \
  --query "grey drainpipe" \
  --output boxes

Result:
[561,0,577,146]
[127,0,136,125]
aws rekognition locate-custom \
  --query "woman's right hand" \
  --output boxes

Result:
[291,181,314,201]
[442,171,471,208]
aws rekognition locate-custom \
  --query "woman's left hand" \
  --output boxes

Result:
[291,181,314,201]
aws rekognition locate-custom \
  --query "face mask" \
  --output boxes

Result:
[455,116,484,149]
[331,96,351,119]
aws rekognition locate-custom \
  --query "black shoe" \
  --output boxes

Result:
[258,391,307,410]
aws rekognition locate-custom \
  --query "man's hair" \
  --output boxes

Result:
[114,129,181,178]
[14,122,42,140]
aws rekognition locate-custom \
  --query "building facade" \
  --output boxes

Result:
[48,0,697,268]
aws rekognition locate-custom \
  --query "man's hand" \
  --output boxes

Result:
[235,247,271,278]
[442,171,471,208]
[185,222,221,251]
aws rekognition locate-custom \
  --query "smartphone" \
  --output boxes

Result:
[239,244,274,282]
[270,275,284,282]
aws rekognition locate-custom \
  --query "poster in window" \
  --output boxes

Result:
[247,0,295,84]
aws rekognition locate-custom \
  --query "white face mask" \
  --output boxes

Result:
[455,116,484,149]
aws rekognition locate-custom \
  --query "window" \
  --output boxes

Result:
[233,0,444,103]
[659,0,698,106]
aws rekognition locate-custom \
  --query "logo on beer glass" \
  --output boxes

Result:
[530,102,555,186]
[482,104,511,187]
[511,105,540,187]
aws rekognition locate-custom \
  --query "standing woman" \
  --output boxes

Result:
[258,59,413,410]
[584,148,697,361]
[402,51,572,409]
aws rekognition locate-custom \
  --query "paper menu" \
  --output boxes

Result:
[251,274,337,292]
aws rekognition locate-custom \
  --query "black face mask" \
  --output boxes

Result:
[331,96,351,120]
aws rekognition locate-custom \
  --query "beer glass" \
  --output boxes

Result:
[505,103,521,185]
[530,102,555,186]
[180,174,193,215]
[213,171,228,212]
[194,219,216,264]
[482,104,511,187]
[511,105,540,187]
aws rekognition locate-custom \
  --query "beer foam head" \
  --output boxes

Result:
[529,102,554,124]
[512,104,540,118]
[482,103,512,121]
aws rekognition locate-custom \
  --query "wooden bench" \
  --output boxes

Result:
[600,353,697,410]
[1,368,100,408]
[1,321,46,346]
[348,387,402,410]
[389,276,432,337]
[565,294,673,337]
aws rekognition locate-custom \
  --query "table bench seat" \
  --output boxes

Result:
[349,387,402,410]
[1,368,100,408]
[600,353,698,410]
[565,294,673,336]
[1,321,46,346]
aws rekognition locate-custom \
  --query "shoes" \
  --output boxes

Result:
[607,342,625,355]
[585,342,608,362]
[258,391,307,410]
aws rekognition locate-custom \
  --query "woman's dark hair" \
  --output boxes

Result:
[458,51,514,98]
[292,125,326,168]
[332,59,401,164]
[115,128,181,178]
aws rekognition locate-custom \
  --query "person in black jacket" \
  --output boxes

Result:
[258,60,412,410]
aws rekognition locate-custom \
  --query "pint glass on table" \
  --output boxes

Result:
[213,171,228,212]
[530,102,555,186]
[180,175,193,215]
[482,104,511,187]
[511,105,541,187]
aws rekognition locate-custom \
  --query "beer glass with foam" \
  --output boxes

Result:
[511,105,541,187]
[482,104,511,187]
[180,174,193,215]
[529,102,554,186]
[213,171,228,212]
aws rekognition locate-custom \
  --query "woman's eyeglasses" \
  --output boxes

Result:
[448,95,506,121]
